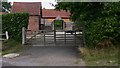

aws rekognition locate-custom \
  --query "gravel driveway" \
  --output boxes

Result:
[2,46,85,66]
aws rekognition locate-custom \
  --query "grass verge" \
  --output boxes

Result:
[79,46,118,66]
[2,39,22,55]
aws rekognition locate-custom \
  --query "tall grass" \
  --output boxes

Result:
[79,46,118,66]
[2,39,22,55]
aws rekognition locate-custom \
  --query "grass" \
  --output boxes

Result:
[79,46,119,66]
[1,39,23,55]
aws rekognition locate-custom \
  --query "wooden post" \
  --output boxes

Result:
[22,27,26,45]
[43,18,45,30]
[53,20,56,45]
[5,31,9,40]
[64,30,66,45]
[54,30,56,45]
[74,30,76,46]
[82,25,86,47]
[44,30,45,46]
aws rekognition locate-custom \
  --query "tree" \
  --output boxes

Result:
[55,2,120,48]
[1,2,11,12]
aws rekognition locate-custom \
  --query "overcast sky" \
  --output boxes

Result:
[8,0,57,9]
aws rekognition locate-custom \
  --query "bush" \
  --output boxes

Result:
[79,3,120,48]
[2,13,29,41]
[55,2,120,48]
[84,16,120,48]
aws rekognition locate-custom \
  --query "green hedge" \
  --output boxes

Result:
[2,13,29,41]
[0,15,2,34]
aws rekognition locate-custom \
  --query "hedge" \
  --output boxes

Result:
[0,15,2,34]
[2,13,29,41]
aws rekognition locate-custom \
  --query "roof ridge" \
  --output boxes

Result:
[13,2,41,4]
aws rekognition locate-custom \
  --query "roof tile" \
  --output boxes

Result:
[12,2,41,15]
[42,9,70,18]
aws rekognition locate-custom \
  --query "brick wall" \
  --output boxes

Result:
[28,16,40,31]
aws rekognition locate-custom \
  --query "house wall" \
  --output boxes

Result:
[43,18,73,27]
[28,16,40,31]
[41,18,73,30]
[44,19,72,23]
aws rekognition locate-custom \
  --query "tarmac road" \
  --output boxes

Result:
[2,46,85,66]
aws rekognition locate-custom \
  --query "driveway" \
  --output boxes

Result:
[2,46,85,66]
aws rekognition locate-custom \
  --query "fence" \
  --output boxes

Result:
[0,31,9,41]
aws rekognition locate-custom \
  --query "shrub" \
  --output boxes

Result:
[80,3,120,48]
[84,13,120,48]
[2,13,29,41]
[55,2,120,48]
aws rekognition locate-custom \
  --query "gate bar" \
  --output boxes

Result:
[74,30,76,46]
[44,30,46,46]
[64,31,66,45]
[54,30,56,45]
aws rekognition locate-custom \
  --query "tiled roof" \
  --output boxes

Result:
[42,9,70,19]
[12,2,41,15]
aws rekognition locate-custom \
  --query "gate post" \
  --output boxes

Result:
[54,30,56,45]
[22,27,26,45]
[64,30,66,45]
[43,30,46,46]
[5,31,9,40]
[74,30,76,46]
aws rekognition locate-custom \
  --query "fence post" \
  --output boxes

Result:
[5,31,9,40]
[64,30,66,45]
[44,30,46,46]
[74,30,76,46]
[54,30,56,46]
[22,27,26,45]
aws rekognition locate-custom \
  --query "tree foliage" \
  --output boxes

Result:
[1,2,11,12]
[55,2,120,48]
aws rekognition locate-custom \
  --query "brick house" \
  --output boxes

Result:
[41,9,73,30]
[11,2,42,31]
[12,2,73,31]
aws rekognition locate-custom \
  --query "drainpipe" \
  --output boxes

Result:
[39,6,42,30]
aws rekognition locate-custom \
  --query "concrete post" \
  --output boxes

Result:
[5,31,9,40]
[22,27,26,45]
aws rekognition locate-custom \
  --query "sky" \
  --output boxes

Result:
[8,0,57,9]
